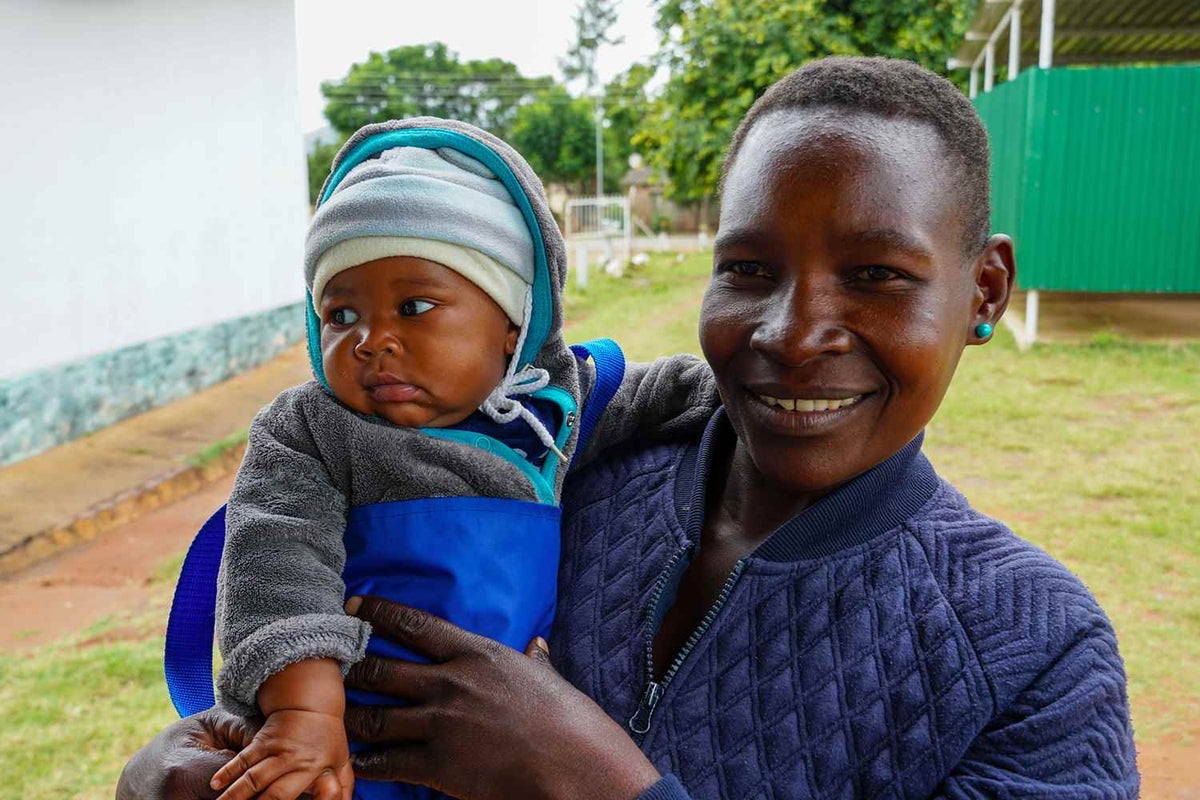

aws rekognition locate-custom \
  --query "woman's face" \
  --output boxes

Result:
[701,107,1011,495]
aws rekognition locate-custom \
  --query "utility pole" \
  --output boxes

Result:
[595,96,604,198]
[561,0,623,201]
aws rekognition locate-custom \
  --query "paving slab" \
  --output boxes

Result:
[0,344,311,576]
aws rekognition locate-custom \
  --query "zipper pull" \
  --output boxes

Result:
[629,681,663,734]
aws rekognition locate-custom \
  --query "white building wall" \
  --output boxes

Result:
[0,0,308,379]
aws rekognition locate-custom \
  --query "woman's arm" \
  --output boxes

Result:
[574,354,718,468]
[342,596,664,800]
[118,597,679,800]
[931,619,1139,799]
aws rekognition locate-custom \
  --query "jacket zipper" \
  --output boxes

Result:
[629,557,747,738]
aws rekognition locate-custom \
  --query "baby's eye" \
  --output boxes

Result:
[330,308,359,325]
[400,299,436,317]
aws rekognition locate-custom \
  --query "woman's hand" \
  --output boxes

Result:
[116,707,262,800]
[343,596,662,800]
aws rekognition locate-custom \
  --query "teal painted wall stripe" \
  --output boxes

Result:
[975,65,1200,293]
[0,301,306,466]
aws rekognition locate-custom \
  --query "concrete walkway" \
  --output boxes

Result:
[0,343,311,576]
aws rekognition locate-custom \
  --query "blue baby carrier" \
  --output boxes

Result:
[163,339,624,800]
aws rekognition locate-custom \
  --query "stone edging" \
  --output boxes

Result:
[0,444,246,578]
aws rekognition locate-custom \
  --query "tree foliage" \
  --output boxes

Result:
[307,140,342,207]
[508,87,596,196]
[638,0,977,202]
[602,63,654,188]
[560,0,625,91]
[320,43,552,140]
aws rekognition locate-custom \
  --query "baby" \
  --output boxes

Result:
[205,119,715,800]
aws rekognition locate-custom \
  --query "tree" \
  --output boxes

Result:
[320,43,552,140]
[560,0,625,197]
[560,0,625,90]
[602,63,654,190]
[307,140,343,207]
[638,0,977,203]
[508,87,596,196]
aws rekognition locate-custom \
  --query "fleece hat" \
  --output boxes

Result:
[304,146,536,325]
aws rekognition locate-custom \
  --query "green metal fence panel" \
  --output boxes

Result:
[973,77,1029,242]
[975,65,1200,293]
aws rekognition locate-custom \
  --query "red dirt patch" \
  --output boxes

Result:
[1139,735,1200,799]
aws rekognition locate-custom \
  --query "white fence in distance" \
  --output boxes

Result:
[564,195,632,289]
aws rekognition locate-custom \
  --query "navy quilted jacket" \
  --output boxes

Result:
[553,410,1138,799]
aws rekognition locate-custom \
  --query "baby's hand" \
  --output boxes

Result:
[209,709,353,800]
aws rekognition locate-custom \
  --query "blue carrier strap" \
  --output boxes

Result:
[569,338,626,454]
[164,505,226,716]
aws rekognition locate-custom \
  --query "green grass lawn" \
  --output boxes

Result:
[2,251,1197,798]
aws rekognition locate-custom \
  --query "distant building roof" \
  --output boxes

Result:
[304,125,341,154]
[952,0,1200,70]
[621,166,660,187]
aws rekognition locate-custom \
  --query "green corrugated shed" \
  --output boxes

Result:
[975,65,1200,293]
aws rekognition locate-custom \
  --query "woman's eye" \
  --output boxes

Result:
[721,261,774,279]
[400,299,436,316]
[330,308,359,325]
[855,266,902,281]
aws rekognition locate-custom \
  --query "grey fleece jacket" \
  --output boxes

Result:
[214,118,716,715]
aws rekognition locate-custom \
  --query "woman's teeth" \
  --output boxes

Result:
[756,394,863,412]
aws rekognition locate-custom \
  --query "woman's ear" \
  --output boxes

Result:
[969,234,1017,345]
[505,323,520,357]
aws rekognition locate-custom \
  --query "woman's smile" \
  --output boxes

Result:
[743,385,877,435]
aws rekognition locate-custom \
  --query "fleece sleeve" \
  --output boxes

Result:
[932,616,1139,800]
[214,396,371,716]
[576,354,718,467]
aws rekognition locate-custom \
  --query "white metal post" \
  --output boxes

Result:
[970,67,980,98]
[1039,0,1056,68]
[1025,290,1040,344]
[984,44,996,91]
[1008,3,1022,80]
[575,245,589,290]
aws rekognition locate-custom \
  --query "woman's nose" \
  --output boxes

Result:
[750,284,854,366]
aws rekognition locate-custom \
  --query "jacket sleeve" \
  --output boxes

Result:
[215,394,371,716]
[638,775,693,800]
[575,354,718,467]
[931,616,1139,799]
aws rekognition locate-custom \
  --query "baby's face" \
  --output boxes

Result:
[319,256,518,428]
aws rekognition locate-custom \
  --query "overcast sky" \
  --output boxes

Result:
[293,0,660,132]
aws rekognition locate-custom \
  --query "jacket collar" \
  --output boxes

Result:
[675,408,939,562]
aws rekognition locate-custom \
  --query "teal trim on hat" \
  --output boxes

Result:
[305,289,326,387]
[306,128,553,389]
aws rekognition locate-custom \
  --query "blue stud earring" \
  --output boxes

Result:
[974,322,994,339]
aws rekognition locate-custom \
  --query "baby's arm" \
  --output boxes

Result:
[576,353,719,465]
[214,389,369,798]
[216,390,370,716]
[210,659,352,800]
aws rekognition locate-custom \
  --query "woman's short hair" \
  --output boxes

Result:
[723,56,991,257]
